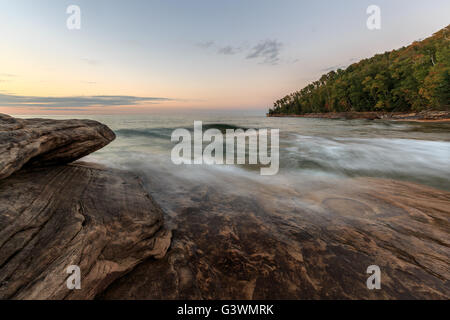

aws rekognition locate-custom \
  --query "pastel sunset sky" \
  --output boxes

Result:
[0,0,449,114]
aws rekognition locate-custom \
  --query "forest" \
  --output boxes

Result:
[269,25,450,115]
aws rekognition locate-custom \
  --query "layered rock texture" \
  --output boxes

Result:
[0,113,116,180]
[100,177,450,300]
[0,114,448,300]
[0,114,171,299]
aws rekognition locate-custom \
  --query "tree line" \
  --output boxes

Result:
[269,25,449,115]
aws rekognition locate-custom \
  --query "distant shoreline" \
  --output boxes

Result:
[266,110,450,122]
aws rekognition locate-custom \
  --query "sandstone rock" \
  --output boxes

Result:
[99,178,450,300]
[0,114,116,180]
[0,163,171,300]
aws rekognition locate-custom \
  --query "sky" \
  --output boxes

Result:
[0,0,449,114]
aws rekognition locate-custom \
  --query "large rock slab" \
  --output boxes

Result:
[100,177,449,300]
[0,114,115,180]
[0,163,171,300]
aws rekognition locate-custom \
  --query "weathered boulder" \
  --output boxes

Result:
[0,163,171,300]
[0,114,115,180]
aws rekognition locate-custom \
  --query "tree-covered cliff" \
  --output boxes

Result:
[269,25,450,115]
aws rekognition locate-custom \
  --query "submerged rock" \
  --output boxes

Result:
[0,163,171,300]
[0,113,115,180]
[99,178,450,300]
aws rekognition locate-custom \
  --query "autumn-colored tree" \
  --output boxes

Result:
[269,25,450,115]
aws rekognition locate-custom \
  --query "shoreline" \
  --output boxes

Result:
[398,119,450,123]
[266,111,450,122]
[2,113,450,299]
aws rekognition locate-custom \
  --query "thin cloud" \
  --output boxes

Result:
[196,41,215,49]
[0,94,173,108]
[42,108,90,112]
[198,42,242,55]
[196,39,285,65]
[320,65,345,73]
[246,40,283,65]
[217,45,240,55]
[321,58,361,73]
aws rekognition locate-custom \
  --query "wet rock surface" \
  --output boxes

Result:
[1,114,448,300]
[100,178,449,300]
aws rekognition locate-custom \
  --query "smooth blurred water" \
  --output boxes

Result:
[15,113,450,211]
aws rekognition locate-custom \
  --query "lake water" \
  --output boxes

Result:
[17,113,450,214]
[13,112,450,298]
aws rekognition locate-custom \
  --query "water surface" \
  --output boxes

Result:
[16,113,450,212]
